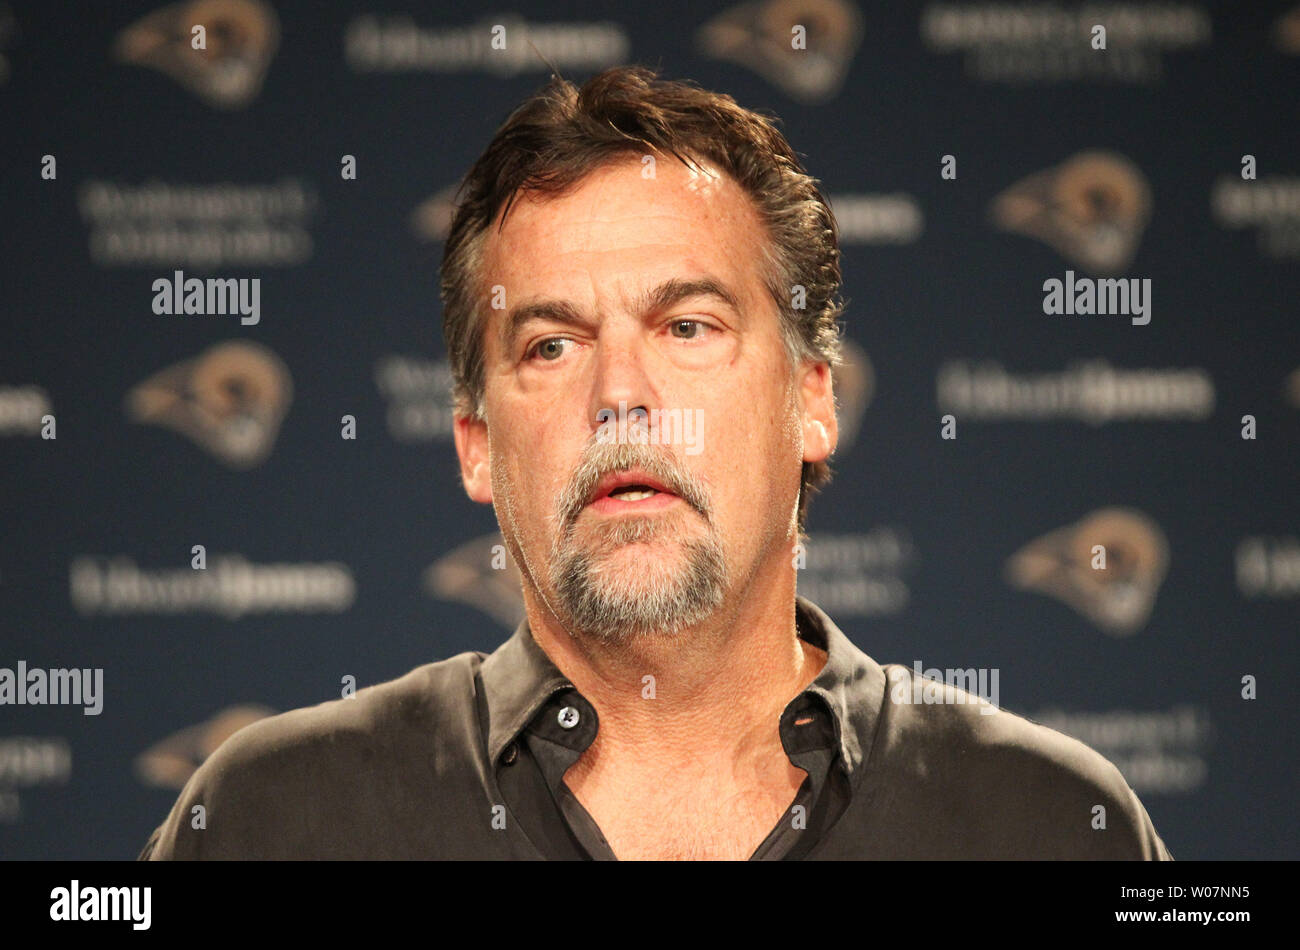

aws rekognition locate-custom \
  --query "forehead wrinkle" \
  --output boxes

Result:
[485,162,767,364]
[500,273,746,358]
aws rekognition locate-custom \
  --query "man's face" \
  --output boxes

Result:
[456,154,824,642]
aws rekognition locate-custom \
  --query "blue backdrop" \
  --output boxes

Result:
[1,0,1296,859]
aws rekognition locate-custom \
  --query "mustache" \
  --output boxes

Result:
[557,441,709,527]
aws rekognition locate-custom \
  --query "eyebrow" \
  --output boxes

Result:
[500,276,743,356]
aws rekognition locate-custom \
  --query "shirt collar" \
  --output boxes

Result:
[793,596,888,780]
[478,595,888,782]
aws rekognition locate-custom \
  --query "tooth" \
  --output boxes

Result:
[615,489,656,501]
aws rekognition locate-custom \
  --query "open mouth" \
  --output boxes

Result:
[605,485,662,502]
[584,471,682,514]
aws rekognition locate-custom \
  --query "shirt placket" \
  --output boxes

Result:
[519,689,617,859]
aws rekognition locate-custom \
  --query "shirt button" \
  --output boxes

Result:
[501,743,518,766]
[557,705,581,729]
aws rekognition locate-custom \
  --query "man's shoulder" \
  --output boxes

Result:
[878,662,1122,786]
[140,651,488,859]
[867,663,1172,859]
[211,650,485,764]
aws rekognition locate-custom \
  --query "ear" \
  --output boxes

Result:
[452,411,493,504]
[799,361,837,465]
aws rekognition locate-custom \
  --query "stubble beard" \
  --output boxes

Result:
[498,440,730,644]
[549,512,728,644]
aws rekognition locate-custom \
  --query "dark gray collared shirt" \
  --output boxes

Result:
[139,597,1173,860]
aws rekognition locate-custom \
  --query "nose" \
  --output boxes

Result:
[587,322,658,434]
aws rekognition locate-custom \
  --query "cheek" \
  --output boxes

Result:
[703,405,797,509]
[491,428,572,531]
[779,395,803,450]
[696,365,797,457]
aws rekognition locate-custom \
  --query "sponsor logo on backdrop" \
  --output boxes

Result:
[1031,705,1211,794]
[0,385,53,436]
[1236,536,1300,598]
[115,0,279,109]
[696,0,864,102]
[0,737,72,823]
[992,151,1151,274]
[78,179,318,268]
[135,704,274,788]
[425,534,526,629]
[344,14,628,73]
[795,528,915,617]
[375,355,456,441]
[1006,507,1169,636]
[1211,175,1300,259]
[921,2,1211,83]
[126,341,291,468]
[70,554,354,617]
[828,193,923,244]
[936,359,1214,423]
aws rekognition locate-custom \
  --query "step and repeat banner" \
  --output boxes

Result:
[1,0,1296,859]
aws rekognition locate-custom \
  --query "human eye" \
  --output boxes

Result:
[524,337,573,362]
[667,318,720,341]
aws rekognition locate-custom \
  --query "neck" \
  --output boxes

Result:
[522,544,827,775]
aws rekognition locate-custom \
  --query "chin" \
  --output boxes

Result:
[590,546,690,581]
